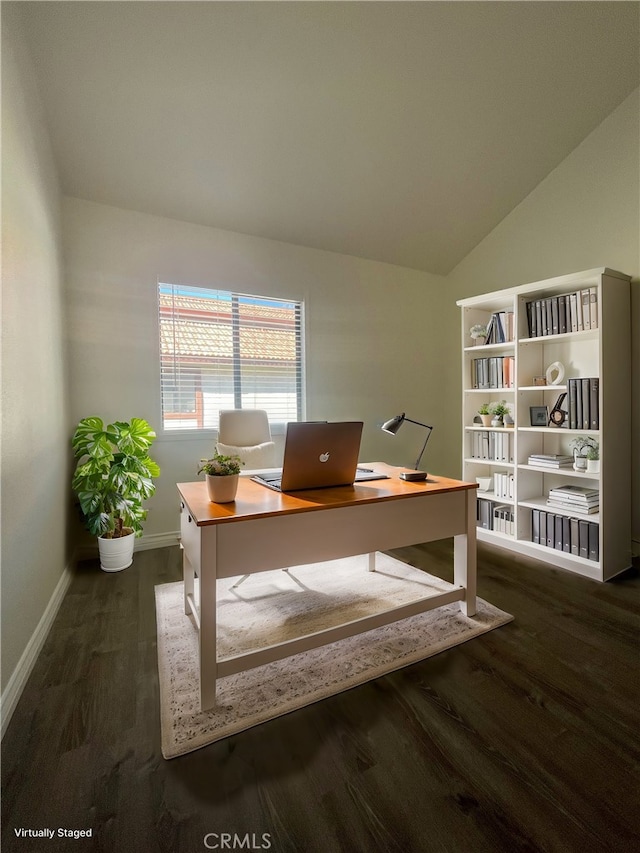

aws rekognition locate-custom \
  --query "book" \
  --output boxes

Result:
[569,292,578,332]
[546,501,599,515]
[551,297,559,335]
[558,294,567,334]
[570,518,580,556]
[548,485,599,498]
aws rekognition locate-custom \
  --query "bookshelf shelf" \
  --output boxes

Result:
[458,267,631,582]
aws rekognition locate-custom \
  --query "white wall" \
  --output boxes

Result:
[1,7,70,696]
[448,89,640,550]
[62,198,451,541]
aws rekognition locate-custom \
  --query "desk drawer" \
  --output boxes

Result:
[180,502,201,575]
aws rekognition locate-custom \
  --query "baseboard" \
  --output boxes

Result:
[74,530,181,561]
[1,563,74,740]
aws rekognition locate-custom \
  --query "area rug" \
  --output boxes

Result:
[155,553,513,758]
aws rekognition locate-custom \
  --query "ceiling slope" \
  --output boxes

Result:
[15,1,640,274]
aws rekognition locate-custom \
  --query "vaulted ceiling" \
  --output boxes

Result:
[15,1,640,274]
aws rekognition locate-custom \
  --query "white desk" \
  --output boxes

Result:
[178,463,477,711]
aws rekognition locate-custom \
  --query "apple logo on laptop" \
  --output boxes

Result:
[319,452,330,463]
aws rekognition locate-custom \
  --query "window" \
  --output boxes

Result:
[158,283,304,431]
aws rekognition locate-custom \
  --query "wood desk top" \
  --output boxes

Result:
[177,463,477,526]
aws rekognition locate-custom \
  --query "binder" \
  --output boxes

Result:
[562,516,571,552]
[558,294,567,334]
[540,512,547,548]
[579,520,589,558]
[532,509,540,544]
[581,289,591,330]
[575,292,583,331]
[555,515,563,550]
[546,513,555,548]
[545,299,553,336]
[575,379,582,433]
[569,292,578,331]
[590,378,599,429]
[581,378,591,429]
[568,378,578,430]
[536,300,543,336]
[551,297,559,335]
[589,287,598,329]
[588,522,599,562]
[570,518,580,556]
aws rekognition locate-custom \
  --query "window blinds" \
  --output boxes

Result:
[158,283,303,431]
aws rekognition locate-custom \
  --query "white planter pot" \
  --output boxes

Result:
[587,459,600,474]
[573,454,588,473]
[98,529,135,572]
[206,473,239,503]
[479,414,492,427]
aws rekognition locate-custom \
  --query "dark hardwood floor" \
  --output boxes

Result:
[2,541,639,853]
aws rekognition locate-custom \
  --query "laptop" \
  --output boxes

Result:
[252,421,388,492]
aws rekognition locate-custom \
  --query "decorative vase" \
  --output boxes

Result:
[587,459,600,474]
[473,337,486,346]
[206,473,239,503]
[491,416,503,428]
[479,414,492,427]
[98,528,135,572]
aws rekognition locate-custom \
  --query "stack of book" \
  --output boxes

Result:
[546,485,599,515]
[527,454,573,469]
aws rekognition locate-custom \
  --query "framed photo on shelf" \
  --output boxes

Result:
[530,406,549,427]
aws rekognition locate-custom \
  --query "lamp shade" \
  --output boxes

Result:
[381,413,405,435]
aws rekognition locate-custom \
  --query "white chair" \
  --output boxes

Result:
[217,409,280,589]
[216,409,277,468]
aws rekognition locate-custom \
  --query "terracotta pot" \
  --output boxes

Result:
[206,473,239,503]
[479,414,492,427]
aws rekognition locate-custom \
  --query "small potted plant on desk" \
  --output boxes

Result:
[72,417,160,572]
[199,452,244,503]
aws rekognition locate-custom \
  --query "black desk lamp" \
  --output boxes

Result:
[381,413,433,481]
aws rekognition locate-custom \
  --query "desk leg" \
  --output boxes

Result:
[199,527,218,711]
[454,489,477,617]
[183,551,194,616]
[368,553,376,572]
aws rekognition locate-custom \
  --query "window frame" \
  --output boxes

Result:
[157,281,306,437]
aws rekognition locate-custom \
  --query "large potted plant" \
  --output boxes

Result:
[198,452,243,503]
[72,417,160,572]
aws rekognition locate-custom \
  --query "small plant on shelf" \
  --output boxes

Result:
[470,324,488,344]
[198,453,244,477]
[569,436,597,456]
[586,444,599,461]
[489,400,510,421]
[478,402,491,415]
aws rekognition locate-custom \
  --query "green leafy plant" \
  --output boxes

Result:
[586,444,599,461]
[470,324,487,340]
[570,435,598,456]
[489,400,510,418]
[198,452,243,477]
[478,402,491,415]
[72,417,160,538]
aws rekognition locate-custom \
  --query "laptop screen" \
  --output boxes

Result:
[279,421,363,490]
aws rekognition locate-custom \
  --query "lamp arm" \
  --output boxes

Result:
[404,417,433,431]
[413,426,433,471]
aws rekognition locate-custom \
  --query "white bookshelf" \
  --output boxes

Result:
[457,268,631,581]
